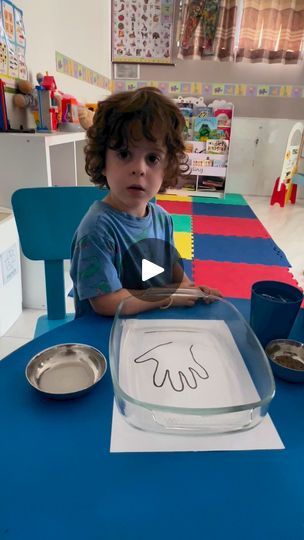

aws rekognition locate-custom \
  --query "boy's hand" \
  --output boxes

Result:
[199,285,223,297]
[178,284,223,305]
[198,285,223,304]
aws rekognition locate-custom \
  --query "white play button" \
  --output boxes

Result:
[121,238,184,300]
[142,259,164,282]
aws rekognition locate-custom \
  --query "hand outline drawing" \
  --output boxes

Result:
[134,341,209,392]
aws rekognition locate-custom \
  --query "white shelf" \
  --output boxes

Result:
[1,130,87,146]
[192,166,227,176]
[0,131,91,208]
[187,152,228,159]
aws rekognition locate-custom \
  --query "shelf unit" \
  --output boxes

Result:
[167,100,233,198]
[0,131,91,310]
[0,131,91,208]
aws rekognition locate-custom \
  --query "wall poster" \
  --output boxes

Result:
[0,0,27,85]
[112,0,175,65]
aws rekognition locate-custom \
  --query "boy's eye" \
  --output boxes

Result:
[147,153,161,165]
[117,149,130,160]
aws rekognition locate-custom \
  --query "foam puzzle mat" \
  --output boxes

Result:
[156,193,302,302]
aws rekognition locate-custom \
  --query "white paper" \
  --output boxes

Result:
[119,319,260,409]
[110,403,284,453]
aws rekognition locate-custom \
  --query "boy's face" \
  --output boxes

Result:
[103,136,167,216]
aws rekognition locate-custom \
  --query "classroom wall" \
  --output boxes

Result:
[138,33,304,120]
[6,0,111,129]
[5,1,303,197]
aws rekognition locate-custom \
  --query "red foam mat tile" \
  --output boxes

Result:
[157,200,192,215]
[193,216,270,238]
[193,260,300,299]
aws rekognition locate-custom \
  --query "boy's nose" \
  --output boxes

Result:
[131,160,146,176]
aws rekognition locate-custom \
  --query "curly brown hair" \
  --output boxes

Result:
[85,87,189,192]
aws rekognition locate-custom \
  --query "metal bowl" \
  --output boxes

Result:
[26,343,107,399]
[265,339,304,383]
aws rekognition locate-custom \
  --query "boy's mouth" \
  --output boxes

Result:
[128,184,146,191]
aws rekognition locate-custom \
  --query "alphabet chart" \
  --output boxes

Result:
[112,0,175,64]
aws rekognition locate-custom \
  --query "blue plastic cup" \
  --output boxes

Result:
[250,281,303,348]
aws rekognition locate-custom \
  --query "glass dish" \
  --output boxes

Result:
[109,289,275,435]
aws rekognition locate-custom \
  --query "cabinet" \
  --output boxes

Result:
[0,208,22,335]
[0,131,91,208]
[0,131,91,310]
[167,99,233,199]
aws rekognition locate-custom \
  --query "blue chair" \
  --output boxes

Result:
[12,186,108,337]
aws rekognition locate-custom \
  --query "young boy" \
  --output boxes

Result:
[70,87,220,317]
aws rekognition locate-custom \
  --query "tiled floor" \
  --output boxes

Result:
[1,195,303,361]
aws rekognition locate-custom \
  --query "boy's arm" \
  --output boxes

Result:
[89,288,195,316]
[89,265,222,316]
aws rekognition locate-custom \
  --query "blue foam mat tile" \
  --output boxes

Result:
[193,234,291,266]
[193,202,257,219]
[182,259,193,281]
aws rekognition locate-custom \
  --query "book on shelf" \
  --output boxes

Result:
[193,117,218,141]
[197,175,225,190]
[193,106,213,118]
[206,139,229,154]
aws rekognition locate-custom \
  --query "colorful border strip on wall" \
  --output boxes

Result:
[112,80,304,98]
[55,51,111,91]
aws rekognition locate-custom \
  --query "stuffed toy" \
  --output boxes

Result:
[14,77,95,131]
[77,105,94,130]
[13,79,38,110]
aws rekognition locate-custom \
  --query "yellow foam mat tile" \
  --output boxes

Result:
[173,232,193,260]
[157,194,191,202]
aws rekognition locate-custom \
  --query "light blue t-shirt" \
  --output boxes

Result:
[70,201,176,317]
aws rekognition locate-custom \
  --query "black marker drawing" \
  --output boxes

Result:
[134,341,209,392]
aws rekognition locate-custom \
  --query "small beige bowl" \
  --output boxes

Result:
[265,339,304,383]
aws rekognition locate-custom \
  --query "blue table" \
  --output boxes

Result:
[1,304,304,540]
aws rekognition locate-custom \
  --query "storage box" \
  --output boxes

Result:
[0,208,22,336]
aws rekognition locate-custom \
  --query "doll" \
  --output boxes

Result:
[13,79,38,111]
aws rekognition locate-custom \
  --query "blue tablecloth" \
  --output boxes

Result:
[1,302,304,540]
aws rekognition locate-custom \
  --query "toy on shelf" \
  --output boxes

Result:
[13,79,38,112]
[34,72,63,131]
[270,122,304,207]
[13,72,81,133]
[61,95,78,123]
[1,78,35,133]
[77,105,95,130]
[85,103,97,112]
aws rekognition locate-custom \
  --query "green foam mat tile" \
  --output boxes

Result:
[171,214,192,232]
[192,193,247,206]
